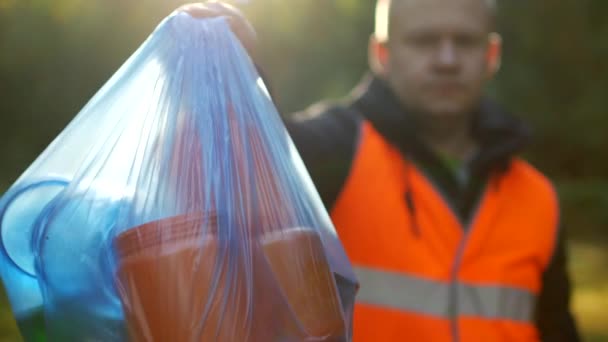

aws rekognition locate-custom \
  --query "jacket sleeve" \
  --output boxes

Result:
[283,105,360,211]
[535,227,581,342]
[254,64,359,211]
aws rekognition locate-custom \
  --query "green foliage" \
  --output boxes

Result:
[0,0,605,186]
[495,0,608,179]
[558,181,608,244]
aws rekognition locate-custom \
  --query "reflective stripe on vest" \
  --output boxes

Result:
[354,266,535,322]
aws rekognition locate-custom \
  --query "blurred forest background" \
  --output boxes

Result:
[0,0,606,340]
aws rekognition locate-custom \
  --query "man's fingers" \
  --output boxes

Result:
[181,2,240,18]
[176,2,258,56]
[178,3,219,18]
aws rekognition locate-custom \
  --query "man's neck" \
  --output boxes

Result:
[416,114,478,163]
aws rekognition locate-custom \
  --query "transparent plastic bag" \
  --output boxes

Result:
[0,11,357,341]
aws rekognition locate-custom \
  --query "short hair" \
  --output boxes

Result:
[374,0,497,42]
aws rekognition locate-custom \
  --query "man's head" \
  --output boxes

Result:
[369,0,501,118]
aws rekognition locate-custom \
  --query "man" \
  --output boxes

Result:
[183,0,580,340]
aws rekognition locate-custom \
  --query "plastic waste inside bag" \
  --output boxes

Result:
[0,10,358,342]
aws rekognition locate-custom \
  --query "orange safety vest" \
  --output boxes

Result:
[330,121,559,342]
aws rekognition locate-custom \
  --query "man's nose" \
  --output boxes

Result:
[434,40,459,70]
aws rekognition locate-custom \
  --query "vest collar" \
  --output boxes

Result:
[349,74,532,178]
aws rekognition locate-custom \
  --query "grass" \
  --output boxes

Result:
[570,241,608,341]
[0,293,19,340]
[559,180,608,341]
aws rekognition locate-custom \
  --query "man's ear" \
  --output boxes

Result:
[486,32,502,78]
[369,35,390,77]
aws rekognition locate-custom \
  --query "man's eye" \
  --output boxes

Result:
[455,35,483,48]
[406,35,437,48]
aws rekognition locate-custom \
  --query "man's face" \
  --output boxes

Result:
[383,0,492,117]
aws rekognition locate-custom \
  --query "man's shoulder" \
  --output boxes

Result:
[508,158,559,204]
[284,100,364,210]
[291,100,362,135]
[286,100,363,155]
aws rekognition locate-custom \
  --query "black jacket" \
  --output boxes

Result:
[283,74,580,341]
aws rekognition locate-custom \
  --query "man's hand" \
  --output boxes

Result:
[178,2,257,56]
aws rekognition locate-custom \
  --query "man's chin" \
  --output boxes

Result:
[423,103,472,118]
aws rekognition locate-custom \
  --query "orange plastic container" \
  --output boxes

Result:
[261,227,346,339]
[113,214,346,341]
[113,213,261,341]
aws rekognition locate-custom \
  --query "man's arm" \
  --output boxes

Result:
[178,2,360,210]
[535,229,581,342]
[284,105,361,211]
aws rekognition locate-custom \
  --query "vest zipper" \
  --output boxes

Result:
[448,232,471,342]
[447,180,495,342]
[403,160,500,341]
